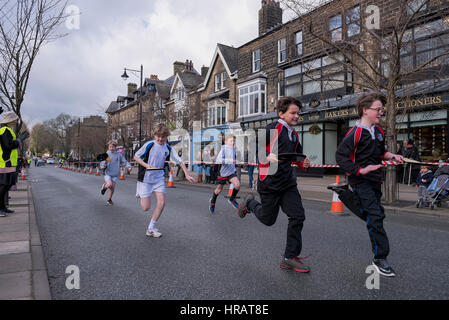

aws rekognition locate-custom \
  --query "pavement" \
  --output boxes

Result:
[0,166,448,300]
[0,177,51,300]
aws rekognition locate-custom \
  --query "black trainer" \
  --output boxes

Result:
[372,258,396,277]
[106,200,113,206]
[101,183,107,195]
[3,208,14,214]
[237,193,254,218]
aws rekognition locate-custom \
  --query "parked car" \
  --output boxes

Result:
[36,159,45,166]
[46,158,55,164]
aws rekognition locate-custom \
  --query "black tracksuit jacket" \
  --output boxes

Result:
[258,121,303,193]
[335,125,387,185]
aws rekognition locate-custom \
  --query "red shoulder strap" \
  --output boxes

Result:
[350,127,363,162]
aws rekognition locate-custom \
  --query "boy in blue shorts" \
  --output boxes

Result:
[134,123,196,238]
[100,140,132,205]
[209,134,240,213]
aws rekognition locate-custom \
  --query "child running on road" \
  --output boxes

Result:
[209,134,241,213]
[100,140,132,206]
[134,123,196,238]
[334,91,403,277]
[237,97,311,273]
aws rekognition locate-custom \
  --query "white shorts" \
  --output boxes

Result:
[137,180,166,198]
[104,175,118,182]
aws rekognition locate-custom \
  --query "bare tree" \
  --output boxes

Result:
[44,113,74,157]
[0,0,67,131]
[281,0,449,202]
[30,122,57,155]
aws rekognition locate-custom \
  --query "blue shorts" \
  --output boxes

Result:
[104,175,118,182]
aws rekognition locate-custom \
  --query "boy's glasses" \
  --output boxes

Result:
[369,107,384,113]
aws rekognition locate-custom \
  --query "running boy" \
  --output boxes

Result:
[134,123,196,238]
[100,140,132,205]
[209,134,240,213]
[334,91,403,277]
[237,97,311,273]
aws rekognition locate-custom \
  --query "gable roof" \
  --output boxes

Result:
[201,43,238,91]
[170,69,205,94]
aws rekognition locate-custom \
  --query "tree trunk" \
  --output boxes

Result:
[384,89,398,203]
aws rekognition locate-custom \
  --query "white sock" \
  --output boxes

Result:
[148,220,157,230]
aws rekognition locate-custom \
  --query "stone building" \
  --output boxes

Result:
[237,0,449,165]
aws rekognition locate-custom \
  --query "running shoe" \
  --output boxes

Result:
[209,198,215,213]
[146,228,162,238]
[280,255,311,273]
[106,200,113,206]
[100,183,107,195]
[228,198,239,209]
[372,259,396,277]
[237,193,254,219]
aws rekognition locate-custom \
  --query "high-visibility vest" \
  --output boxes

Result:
[0,126,18,168]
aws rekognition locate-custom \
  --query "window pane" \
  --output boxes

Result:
[295,31,302,44]
[347,23,360,37]
[304,58,321,71]
[323,73,345,91]
[222,106,226,123]
[286,74,301,85]
[303,81,321,95]
[255,94,259,113]
[329,15,342,30]
[346,6,360,24]
[331,29,343,42]
[261,93,265,113]
[285,65,302,77]
[249,94,255,114]
[286,83,302,97]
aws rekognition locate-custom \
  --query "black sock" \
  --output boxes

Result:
[211,192,218,203]
[230,188,239,201]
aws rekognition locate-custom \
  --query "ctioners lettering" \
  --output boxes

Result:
[396,96,442,109]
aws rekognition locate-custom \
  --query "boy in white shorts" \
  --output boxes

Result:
[134,123,196,238]
[100,140,132,205]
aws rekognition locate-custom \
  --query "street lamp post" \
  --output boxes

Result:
[121,65,143,149]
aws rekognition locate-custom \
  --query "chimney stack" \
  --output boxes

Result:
[259,0,282,36]
[201,65,209,77]
[127,83,138,95]
[150,74,158,80]
[173,61,186,75]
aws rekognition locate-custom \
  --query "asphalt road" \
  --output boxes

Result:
[29,165,449,300]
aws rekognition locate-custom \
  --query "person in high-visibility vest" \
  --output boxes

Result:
[0,112,21,217]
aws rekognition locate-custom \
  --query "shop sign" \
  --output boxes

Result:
[395,95,444,109]
[309,99,321,108]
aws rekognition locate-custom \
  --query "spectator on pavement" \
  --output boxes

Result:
[0,112,21,217]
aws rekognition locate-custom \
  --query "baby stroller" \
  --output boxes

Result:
[417,173,449,210]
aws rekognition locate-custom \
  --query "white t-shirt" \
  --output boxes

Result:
[135,141,182,183]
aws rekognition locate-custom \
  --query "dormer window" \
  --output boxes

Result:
[215,74,221,92]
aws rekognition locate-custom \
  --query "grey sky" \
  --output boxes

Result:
[22,0,297,128]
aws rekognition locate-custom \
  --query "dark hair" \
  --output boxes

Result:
[408,139,414,146]
[276,96,302,114]
[356,91,387,117]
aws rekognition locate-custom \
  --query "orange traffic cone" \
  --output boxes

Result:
[96,167,100,176]
[330,176,346,215]
[89,166,93,175]
[167,169,175,188]
[83,167,87,174]
[21,166,26,180]
[120,166,125,180]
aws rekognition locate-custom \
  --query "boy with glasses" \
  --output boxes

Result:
[333,91,403,277]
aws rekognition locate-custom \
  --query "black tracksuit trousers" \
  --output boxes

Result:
[352,181,390,260]
[247,185,305,259]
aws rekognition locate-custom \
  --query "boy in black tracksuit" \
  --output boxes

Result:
[335,91,403,277]
[238,97,311,273]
